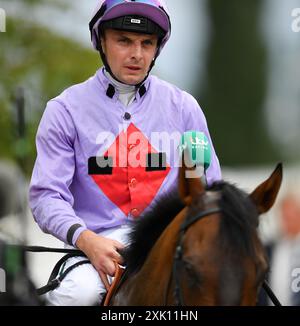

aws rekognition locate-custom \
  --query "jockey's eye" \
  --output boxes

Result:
[118,37,131,44]
[142,39,154,46]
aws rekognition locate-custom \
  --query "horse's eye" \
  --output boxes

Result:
[183,260,202,287]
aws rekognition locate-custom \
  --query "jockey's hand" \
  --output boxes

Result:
[75,230,124,279]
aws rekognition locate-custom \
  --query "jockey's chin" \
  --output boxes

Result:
[118,67,148,86]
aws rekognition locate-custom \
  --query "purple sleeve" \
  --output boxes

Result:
[182,92,222,185]
[29,100,87,246]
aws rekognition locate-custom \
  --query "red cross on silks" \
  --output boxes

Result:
[89,124,170,218]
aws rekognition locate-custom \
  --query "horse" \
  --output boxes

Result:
[110,163,282,306]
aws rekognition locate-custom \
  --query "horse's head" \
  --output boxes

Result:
[112,164,282,306]
[175,163,283,305]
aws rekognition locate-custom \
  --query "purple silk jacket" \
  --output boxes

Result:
[29,68,222,246]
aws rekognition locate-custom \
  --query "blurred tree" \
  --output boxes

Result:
[0,17,100,175]
[200,0,279,166]
[1,0,68,8]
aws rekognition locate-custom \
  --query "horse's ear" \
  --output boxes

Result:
[178,153,205,206]
[250,163,283,214]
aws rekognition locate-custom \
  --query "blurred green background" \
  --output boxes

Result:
[0,0,99,175]
[0,0,300,176]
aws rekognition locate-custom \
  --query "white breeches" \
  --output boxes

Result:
[45,224,132,306]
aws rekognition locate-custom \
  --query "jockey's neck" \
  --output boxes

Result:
[104,69,136,107]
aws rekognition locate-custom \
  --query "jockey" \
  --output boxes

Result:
[29,0,222,306]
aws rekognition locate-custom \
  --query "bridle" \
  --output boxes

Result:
[172,206,221,306]
[167,200,282,306]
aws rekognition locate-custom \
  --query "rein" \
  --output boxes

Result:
[11,245,84,255]
[7,235,282,305]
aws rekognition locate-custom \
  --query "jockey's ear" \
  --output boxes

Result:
[178,150,205,206]
[250,163,283,214]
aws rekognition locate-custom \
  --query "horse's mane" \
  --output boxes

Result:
[121,191,185,276]
[208,182,259,257]
[122,181,259,277]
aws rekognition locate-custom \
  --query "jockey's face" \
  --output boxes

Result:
[101,29,158,85]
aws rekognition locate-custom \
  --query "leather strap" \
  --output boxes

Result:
[103,263,125,306]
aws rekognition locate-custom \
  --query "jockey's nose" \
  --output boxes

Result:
[131,43,143,61]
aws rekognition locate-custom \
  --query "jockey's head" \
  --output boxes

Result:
[89,0,171,86]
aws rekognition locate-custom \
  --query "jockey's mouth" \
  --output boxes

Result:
[125,66,142,71]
